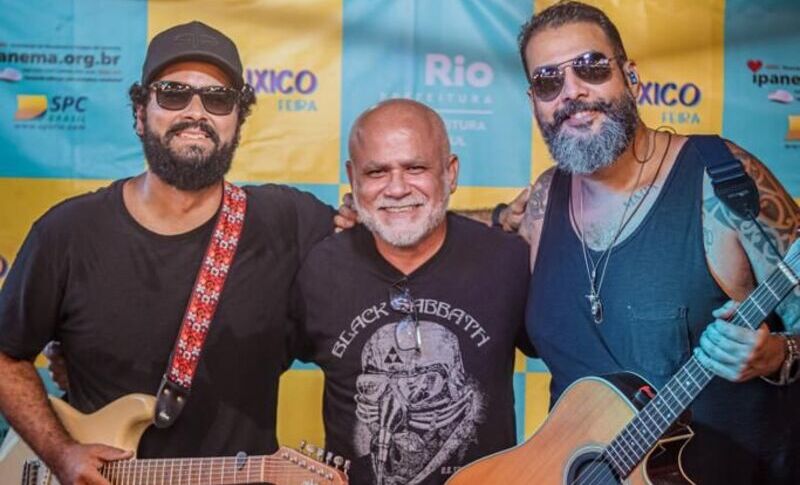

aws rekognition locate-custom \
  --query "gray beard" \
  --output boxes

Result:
[537,93,638,174]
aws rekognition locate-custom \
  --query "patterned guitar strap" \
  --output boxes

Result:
[154,181,247,428]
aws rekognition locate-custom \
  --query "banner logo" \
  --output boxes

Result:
[424,54,494,88]
[245,68,319,112]
[14,94,88,128]
[639,81,703,125]
[15,95,48,120]
[787,115,800,142]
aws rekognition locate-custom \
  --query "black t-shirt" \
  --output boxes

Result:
[0,179,334,458]
[294,214,530,485]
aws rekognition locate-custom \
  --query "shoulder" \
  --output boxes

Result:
[449,213,529,264]
[244,183,335,226]
[296,227,364,282]
[32,181,120,236]
[244,183,331,211]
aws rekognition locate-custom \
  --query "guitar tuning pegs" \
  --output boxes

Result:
[298,440,307,452]
[333,455,344,468]
[325,451,333,464]
[305,443,317,456]
[344,459,351,474]
[316,447,325,461]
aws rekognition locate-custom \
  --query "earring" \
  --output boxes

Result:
[628,71,638,84]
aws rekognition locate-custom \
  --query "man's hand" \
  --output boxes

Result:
[44,341,69,392]
[55,442,133,485]
[497,186,530,233]
[694,300,786,382]
[334,192,358,232]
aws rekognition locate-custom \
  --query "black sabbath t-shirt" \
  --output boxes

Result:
[293,214,530,485]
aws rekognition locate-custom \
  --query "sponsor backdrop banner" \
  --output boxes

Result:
[1,0,798,450]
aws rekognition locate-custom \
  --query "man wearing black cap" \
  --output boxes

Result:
[0,21,333,484]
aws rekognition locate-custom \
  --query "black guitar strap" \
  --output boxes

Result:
[692,135,760,219]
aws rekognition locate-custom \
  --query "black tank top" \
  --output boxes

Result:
[527,137,799,483]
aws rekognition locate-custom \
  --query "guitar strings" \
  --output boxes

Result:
[570,252,800,485]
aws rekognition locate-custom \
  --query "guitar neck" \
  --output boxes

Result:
[605,261,799,478]
[99,451,334,484]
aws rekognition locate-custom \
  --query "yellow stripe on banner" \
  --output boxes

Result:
[277,369,325,447]
[149,1,343,185]
[0,178,112,287]
[524,372,551,438]
[530,0,725,180]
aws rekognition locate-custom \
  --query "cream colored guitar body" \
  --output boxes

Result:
[0,393,155,484]
[0,393,348,485]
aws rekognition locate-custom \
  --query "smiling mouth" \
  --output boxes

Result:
[175,129,211,140]
[564,110,599,127]
[381,204,422,213]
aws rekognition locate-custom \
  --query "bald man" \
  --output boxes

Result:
[291,99,533,485]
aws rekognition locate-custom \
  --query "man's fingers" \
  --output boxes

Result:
[89,444,133,462]
[509,186,530,213]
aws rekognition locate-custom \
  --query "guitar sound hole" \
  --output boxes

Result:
[567,450,621,485]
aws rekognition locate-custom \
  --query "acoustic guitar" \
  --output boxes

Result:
[448,240,800,484]
[0,393,349,485]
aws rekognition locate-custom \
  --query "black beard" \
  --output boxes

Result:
[142,119,238,191]
[536,92,639,174]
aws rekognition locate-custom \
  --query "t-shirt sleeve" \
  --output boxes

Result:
[288,188,335,261]
[0,222,65,361]
[286,277,313,366]
[510,235,537,357]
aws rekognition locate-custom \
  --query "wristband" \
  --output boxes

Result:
[491,203,509,228]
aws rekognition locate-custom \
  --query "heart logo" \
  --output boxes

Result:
[747,60,763,73]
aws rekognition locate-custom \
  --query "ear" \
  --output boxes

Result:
[345,160,354,189]
[622,60,641,98]
[446,154,459,194]
[134,104,145,137]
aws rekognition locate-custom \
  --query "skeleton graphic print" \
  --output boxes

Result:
[353,321,483,485]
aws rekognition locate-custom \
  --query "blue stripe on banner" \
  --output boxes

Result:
[513,371,526,443]
[526,357,550,373]
[0,0,146,179]
[289,360,321,371]
[722,0,800,196]
[341,0,533,188]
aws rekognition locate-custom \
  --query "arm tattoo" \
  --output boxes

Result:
[521,168,554,257]
[704,142,800,330]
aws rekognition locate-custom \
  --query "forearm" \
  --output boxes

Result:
[0,351,75,469]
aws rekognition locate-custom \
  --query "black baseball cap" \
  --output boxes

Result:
[141,21,244,88]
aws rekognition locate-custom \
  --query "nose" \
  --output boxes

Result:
[181,93,209,120]
[383,170,412,199]
[559,67,589,102]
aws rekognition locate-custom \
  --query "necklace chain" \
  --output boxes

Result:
[571,130,672,324]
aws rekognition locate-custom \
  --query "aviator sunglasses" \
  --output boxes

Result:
[529,51,621,102]
[149,80,240,116]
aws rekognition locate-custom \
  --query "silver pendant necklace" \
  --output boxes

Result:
[572,130,671,324]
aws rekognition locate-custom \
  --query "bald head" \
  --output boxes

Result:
[349,99,450,163]
[345,99,459,251]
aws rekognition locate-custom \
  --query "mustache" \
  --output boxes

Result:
[164,120,220,145]
[552,99,615,129]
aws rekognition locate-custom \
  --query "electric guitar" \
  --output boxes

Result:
[0,393,349,484]
[447,240,800,484]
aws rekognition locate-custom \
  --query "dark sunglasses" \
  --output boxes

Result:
[389,279,421,352]
[149,81,240,116]
[529,51,620,102]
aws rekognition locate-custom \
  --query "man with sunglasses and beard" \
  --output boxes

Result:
[291,99,532,485]
[493,2,800,484]
[0,21,333,485]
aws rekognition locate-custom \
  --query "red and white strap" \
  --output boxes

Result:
[155,181,247,427]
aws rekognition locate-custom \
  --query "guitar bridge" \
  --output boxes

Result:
[21,459,41,485]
